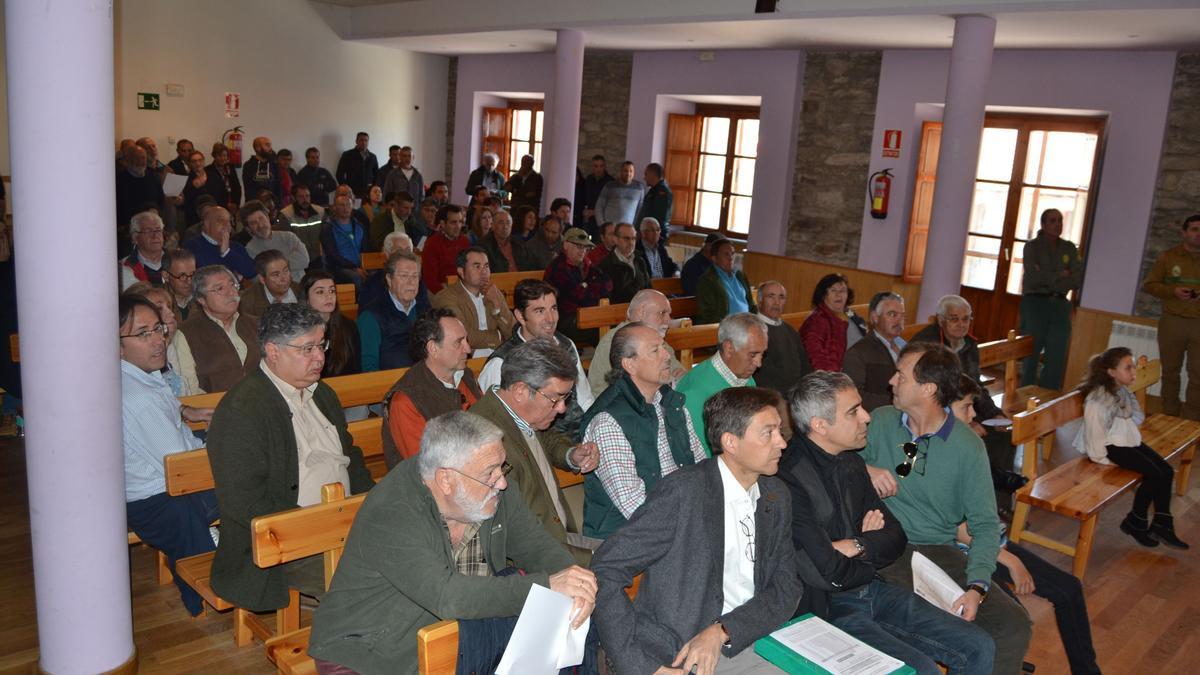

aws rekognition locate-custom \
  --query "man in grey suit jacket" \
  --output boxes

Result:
[842,292,907,412]
[591,387,801,674]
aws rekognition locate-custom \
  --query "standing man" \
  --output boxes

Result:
[504,154,544,213]
[433,246,516,357]
[208,144,243,214]
[208,303,374,613]
[862,342,1033,675]
[544,227,613,346]
[677,312,768,456]
[636,162,673,241]
[276,149,298,207]
[1142,213,1200,420]
[598,222,651,304]
[336,132,379,199]
[581,323,706,539]
[577,154,613,237]
[588,289,684,397]
[297,146,337,206]
[115,145,166,232]
[381,145,425,207]
[594,161,644,230]
[843,291,907,412]
[375,144,404,191]
[637,217,679,279]
[753,281,813,395]
[420,204,471,294]
[167,138,195,175]
[241,137,281,204]
[1019,208,1084,390]
[591,386,800,675]
[465,152,505,198]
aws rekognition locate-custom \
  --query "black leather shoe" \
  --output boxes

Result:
[1151,514,1191,550]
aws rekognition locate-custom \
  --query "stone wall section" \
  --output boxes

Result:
[576,51,633,175]
[1136,52,1200,317]
[785,52,882,267]
[444,56,457,185]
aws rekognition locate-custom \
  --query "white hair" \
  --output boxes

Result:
[130,210,164,236]
[382,231,413,256]
[936,294,971,318]
[717,312,767,350]
[639,217,660,231]
[755,280,785,305]
[417,411,504,481]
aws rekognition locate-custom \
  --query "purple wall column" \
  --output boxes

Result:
[545,30,584,213]
[7,2,134,673]
[916,15,996,320]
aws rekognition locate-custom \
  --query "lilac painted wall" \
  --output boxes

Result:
[453,52,556,197]
[626,50,806,254]
[651,96,696,165]
[859,49,1177,314]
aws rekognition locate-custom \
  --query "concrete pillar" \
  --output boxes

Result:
[544,29,584,215]
[916,15,996,319]
[7,1,135,673]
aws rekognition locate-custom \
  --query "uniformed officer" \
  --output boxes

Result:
[1019,208,1084,389]
[1142,213,1200,420]
[636,162,673,241]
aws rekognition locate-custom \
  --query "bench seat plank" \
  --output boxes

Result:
[175,551,234,612]
[1020,458,1141,520]
[265,627,317,675]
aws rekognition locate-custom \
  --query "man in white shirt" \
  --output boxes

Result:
[591,386,801,675]
[119,293,217,616]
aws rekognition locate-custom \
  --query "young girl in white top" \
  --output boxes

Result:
[1075,347,1188,549]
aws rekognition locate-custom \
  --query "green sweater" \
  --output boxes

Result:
[860,405,999,583]
[676,356,755,457]
[308,459,575,673]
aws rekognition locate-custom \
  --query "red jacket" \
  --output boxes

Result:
[420,232,469,294]
[800,303,849,372]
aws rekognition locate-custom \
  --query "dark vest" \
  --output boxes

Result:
[380,361,482,468]
[579,372,694,539]
[179,311,261,392]
[365,291,431,371]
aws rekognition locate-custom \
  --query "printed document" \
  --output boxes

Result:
[495,584,589,674]
[768,615,906,675]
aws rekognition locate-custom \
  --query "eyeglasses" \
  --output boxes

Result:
[739,514,756,563]
[282,339,329,356]
[533,387,574,408]
[138,228,164,237]
[167,271,195,281]
[120,323,169,341]
[896,441,927,478]
[447,462,512,490]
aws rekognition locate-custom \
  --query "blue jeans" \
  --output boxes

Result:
[829,579,995,675]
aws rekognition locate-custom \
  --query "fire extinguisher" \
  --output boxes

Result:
[868,168,893,220]
[222,126,244,166]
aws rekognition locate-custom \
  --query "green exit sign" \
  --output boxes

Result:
[137,92,160,110]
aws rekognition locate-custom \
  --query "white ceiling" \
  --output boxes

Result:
[348,8,1200,54]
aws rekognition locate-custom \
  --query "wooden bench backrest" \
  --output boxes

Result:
[336,283,356,308]
[977,330,1034,404]
[446,270,543,294]
[252,483,363,588]
[651,277,684,296]
[179,357,488,429]
[361,251,387,270]
[165,417,386,496]
[577,296,698,334]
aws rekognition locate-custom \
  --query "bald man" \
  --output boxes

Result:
[754,280,813,395]
[588,289,684,396]
[241,136,281,204]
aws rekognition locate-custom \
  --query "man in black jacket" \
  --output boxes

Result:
[335,132,379,199]
[779,372,995,675]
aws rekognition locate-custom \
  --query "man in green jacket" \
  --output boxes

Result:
[696,238,756,325]
[677,312,768,456]
[207,304,374,613]
[1141,213,1200,420]
[308,411,596,674]
[1019,208,1084,389]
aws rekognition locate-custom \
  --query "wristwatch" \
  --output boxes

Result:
[966,583,989,601]
[851,537,865,556]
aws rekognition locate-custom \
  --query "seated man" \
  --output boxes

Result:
[470,338,600,560]
[544,227,612,346]
[368,190,423,252]
[279,183,325,263]
[585,221,617,267]
[695,238,755,325]
[636,216,679,279]
[592,387,801,674]
[208,303,374,612]
[175,265,262,393]
[478,280,594,436]
[119,293,217,616]
[163,248,198,323]
[183,204,257,282]
[432,246,516,358]
[381,308,481,467]
[525,214,564,271]
[120,210,168,289]
[308,411,595,673]
[582,322,705,539]
[681,233,719,296]
[420,204,471,294]
[781,371,995,675]
[753,280,813,395]
[357,251,431,371]
[243,200,309,282]
[843,291,907,412]
[319,194,367,287]
[588,288,683,397]
[861,342,1033,675]
[480,208,530,273]
[598,222,651,304]
[238,250,299,318]
[677,312,767,456]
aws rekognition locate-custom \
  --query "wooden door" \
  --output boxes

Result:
[481,107,511,176]
[664,113,701,227]
[902,122,941,283]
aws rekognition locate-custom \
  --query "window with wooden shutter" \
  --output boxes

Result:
[665,113,701,227]
[902,121,941,283]
[481,107,511,176]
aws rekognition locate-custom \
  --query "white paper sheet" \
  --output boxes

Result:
[769,615,906,675]
[162,173,187,197]
[911,551,966,616]
[494,584,589,675]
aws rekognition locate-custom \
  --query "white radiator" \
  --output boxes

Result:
[1106,320,1189,398]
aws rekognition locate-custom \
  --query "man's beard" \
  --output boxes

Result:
[453,484,499,523]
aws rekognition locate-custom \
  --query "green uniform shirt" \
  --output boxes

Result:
[1142,243,1200,319]
[1022,233,1084,295]
[860,405,1000,583]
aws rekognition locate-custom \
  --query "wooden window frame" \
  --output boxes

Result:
[665,104,760,237]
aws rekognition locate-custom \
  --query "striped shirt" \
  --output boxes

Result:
[121,360,204,501]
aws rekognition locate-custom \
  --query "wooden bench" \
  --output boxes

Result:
[334,283,358,321]
[651,277,683,296]
[361,251,387,271]
[445,270,544,309]
[576,296,699,338]
[1008,357,1200,579]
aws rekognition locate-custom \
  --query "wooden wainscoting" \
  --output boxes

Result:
[1062,307,1159,392]
[741,252,921,323]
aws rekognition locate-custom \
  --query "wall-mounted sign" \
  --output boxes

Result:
[225,92,240,118]
[882,129,902,158]
[137,93,160,111]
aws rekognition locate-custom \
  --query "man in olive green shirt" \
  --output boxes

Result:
[1019,208,1084,389]
[1141,213,1200,420]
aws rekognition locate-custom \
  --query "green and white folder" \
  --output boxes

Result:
[754,614,917,675]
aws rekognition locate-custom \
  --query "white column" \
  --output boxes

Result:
[916,15,996,319]
[543,29,585,216]
[7,1,134,673]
